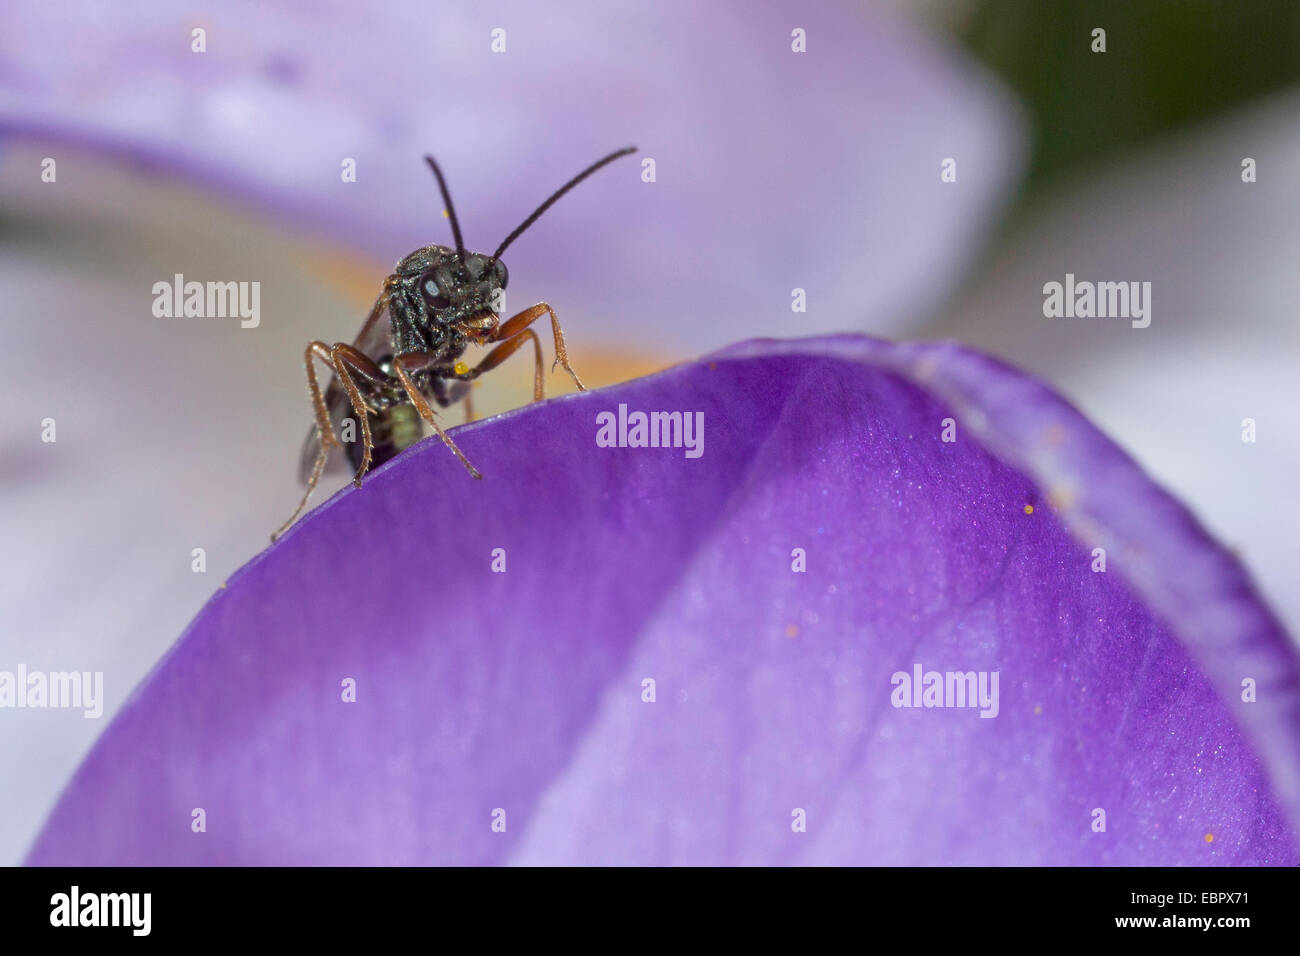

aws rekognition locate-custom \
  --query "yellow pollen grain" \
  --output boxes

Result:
[454,362,469,375]
[785,624,799,639]
[1023,504,1034,515]
[1204,833,1214,843]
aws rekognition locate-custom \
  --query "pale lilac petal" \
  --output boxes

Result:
[0,0,1023,350]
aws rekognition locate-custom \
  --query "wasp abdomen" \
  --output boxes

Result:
[347,403,423,473]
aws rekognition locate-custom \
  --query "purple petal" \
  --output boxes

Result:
[25,335,1299,865]
[924,89,1300,645]
[0,1,1022,350]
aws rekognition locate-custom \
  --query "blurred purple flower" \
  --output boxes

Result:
[26,335,1299,865]
[0,0,1022,352]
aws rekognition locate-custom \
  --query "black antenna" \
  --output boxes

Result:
[424,155,466,256]
[493,146,637,259]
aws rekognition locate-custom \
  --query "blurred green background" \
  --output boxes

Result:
[955,0,1300,199]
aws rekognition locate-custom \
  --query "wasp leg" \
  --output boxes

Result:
[273,341,348,541]
[492,302,586,392]
[271,342,389,542]
[461,328,544,401]
[273,440,330,542]
[393,352,483,479]
[463,388,475,424]
[326,343,394,487]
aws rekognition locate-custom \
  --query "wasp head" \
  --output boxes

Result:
[399,148,635,346]
[394,245,507,342]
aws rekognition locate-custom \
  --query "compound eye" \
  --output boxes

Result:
[422,275,451,310]
[492,258,508,289]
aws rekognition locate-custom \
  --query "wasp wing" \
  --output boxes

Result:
[296,382,353,483]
